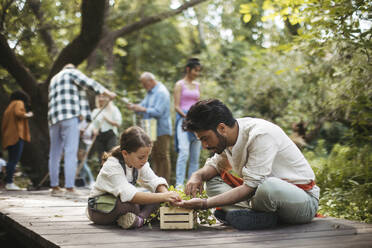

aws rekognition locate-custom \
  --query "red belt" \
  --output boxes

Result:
[220,170,315,191]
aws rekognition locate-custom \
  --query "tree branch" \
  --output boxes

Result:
[111,0,208,39]
[0,34,38,95]
[46,0,106,83]
[27,0,58,57]
[0,0,15,31]
[284,18,300,36]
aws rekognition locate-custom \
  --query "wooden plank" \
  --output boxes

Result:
[39,226,372,247]
[62,232,372,248]
[1,190,372,248]
[42,228,372,248]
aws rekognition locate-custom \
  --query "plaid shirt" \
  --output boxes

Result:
[48,68,106,126]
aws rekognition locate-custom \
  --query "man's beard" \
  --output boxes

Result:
[208,131,227,155]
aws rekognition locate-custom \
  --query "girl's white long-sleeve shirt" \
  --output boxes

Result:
[89,156,168,202]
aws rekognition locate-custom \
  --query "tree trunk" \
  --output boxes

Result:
[0,0,106,186]
[22,83,50,186]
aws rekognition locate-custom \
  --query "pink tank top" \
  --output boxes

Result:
[179,80,200,111]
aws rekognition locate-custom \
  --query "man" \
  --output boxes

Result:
[175,99,319,230]
[127,72,172,182]
[48,64,116,196]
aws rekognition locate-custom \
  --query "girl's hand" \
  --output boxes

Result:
[163,191,182,203]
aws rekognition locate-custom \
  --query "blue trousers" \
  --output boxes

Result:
[5,139,24,183]
[175,117,201,186]
[48,117,79,188]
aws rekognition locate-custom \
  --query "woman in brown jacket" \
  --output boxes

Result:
[1,90,33,190]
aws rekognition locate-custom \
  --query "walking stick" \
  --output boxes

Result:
[74,133,97,183]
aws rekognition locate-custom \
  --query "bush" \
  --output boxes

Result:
[304,142,372,223]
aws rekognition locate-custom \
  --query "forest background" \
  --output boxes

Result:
[0,0,371,223]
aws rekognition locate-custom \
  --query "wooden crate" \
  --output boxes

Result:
[160,206,196,230]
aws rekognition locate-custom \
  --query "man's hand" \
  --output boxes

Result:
[127,103,146,112]
[185,173,204,197]
[104,90,116,100]
[174,198,208,209]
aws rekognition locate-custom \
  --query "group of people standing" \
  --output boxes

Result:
[1,58,319,232]
[125,58,202,187]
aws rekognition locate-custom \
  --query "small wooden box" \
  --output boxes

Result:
[160,206,196,230]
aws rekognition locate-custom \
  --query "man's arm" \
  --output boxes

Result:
[145,92,168,118]
[70,70,116,99]
[206,184,254,208]
[176,184,255,209]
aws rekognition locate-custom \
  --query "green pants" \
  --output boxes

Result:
[206,176,319,224]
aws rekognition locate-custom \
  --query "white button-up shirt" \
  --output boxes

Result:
[205,117,319,199]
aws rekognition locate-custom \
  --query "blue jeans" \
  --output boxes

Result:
[5,139,24,183]
[48,117,79,188]
[175,117,201,186]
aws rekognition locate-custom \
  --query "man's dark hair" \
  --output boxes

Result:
[182,99,236,132]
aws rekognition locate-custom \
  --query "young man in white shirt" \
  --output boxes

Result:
[175,99,319,230]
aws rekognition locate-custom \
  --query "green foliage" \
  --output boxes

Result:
[305,142,372,223]
[1,0,371,224]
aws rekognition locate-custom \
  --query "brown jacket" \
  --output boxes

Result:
[1,100,31,149]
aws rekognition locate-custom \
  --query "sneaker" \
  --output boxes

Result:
[214,209,229,225]
[51,187,65,197]
[117,212,144,229]
[225,209,278,230]
[5,183,22,191]
[64,189,82,198]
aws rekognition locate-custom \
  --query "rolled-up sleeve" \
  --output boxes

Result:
[242,134,278,188]
[70,69,106,94]
[204,152,231,173]
[137,163,168,192]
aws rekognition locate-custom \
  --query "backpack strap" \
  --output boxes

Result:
[118,157,138,185]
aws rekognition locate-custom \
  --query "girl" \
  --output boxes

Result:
[174,58,202,188]
[87,126,180,229]
[1,90,33,190]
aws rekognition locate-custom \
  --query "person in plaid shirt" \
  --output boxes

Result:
[48,64,116,197]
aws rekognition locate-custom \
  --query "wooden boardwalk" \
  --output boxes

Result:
[1,189,372,248]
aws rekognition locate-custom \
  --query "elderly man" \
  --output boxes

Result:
[48,64,116,196]
[175,99,319,230]
[127,72,172,182]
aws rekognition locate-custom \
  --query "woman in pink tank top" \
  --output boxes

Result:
[174,58,202,188]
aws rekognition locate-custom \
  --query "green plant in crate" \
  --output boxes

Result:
[146,185,217,227]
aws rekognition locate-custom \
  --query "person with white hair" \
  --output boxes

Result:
[127,72,172,182]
